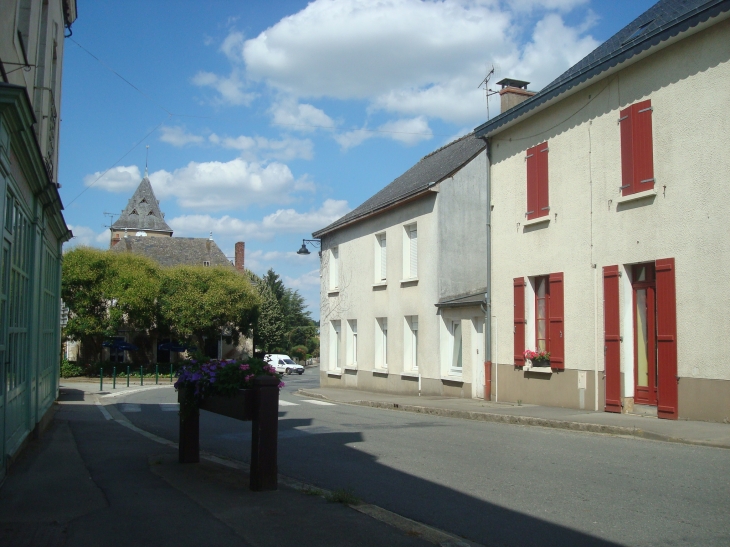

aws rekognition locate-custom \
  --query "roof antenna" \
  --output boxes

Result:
[144,145,149,178]
[478,65,498,120]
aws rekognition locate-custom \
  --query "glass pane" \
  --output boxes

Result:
[537,277,546,298]
[452,323,462,368]
[636,289,649,387]
[537,298,546,320]
[636,266,645,282]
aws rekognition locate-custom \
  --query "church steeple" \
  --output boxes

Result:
[110,171,173,246]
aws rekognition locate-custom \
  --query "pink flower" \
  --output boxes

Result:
[278,381,285,389]
[239,364,250,371]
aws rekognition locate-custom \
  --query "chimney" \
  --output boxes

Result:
[235,242,245,272]
[497,78,536,114]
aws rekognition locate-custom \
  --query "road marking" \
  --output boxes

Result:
[120,403,141,413]
[301,400,336,406]
[279,400,298,406]
[101,385,174,398]
[95,401,112,420]
[159,403,179,411]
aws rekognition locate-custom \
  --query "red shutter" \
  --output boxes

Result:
[537,142,549,218]
[526,146,539,220]
[655,258,678,420]
[619,105,634,197]
[603,266,622,413]
[632,100,654,194]
[514,277,525,367]
[548,272,564,370]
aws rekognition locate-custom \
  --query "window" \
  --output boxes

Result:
[619,100,654,196]
[404,316,418,370]
[330,320,341,370]
[451,321,463,371]
[329,247,339,290]
[374,233,386,282]
[203,261,210,267]
[347,319,357,367]
[375,317,388,369]
[526,142,549,220]
[513,273,564,369]
[402,224,417,279]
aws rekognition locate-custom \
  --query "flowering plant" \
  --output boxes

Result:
[175,358,284,418]
[523,349,550,364]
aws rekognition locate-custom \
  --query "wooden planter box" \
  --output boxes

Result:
[177,375,279,491]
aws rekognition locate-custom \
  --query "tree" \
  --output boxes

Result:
[159,266,259,351]
[262,268,285,302]
[254,283,286,353]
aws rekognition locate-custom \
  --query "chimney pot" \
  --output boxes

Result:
[235,242,245,272]
[496,78,536,114]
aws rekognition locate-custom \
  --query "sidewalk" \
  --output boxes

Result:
[0,383,454,547]
[296,387,730,449]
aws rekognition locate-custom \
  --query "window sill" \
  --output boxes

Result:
[327,370,342,377]
[400,278,418,286]
[372,281,387,288]
[373,369,389,376]
[327,289,340,296]
[523,215,550,227]
[524,365,552,374]
[442,374,464,382]
[616,187,657,204]
[400,371,419,378]
[344,366,358,372]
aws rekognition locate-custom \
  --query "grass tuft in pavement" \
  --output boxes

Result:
[325,488,361,505]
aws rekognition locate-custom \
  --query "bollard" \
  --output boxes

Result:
[140,367,144,386]
[126,365,130,387]
[100,368,103,391]
[113,367,116,389]
[178,408,200,464]
[250,375,279,491]
[170,364,173,383]
[155,365,159,385]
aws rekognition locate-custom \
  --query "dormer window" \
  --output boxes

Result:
[147,211,155,216]
[130,209,138,215]
[140,198,147,204]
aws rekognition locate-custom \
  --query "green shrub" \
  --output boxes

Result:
[60,359,85,378]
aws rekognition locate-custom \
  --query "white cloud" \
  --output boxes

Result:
[65,225,109,248]
[212,0,598,124]
[270,99,336,132]
[147,158,303,211]
[284,268,320,289]
[192,69,256,106]
[159,125,205,147]
[167,199,350,240]
[209,133,314,161]
[84,165,142,193]
[334,116,432,150]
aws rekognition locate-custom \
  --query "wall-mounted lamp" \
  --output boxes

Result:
[297,239,321,255]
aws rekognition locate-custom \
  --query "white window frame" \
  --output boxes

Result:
[404,315,418,371]
[329,246,339,291]
[451,320,463,373]
[402,223,417,280]
[374,233,386,283]
[375,317,388,369]
[330,320,342,371]
[346,319,357,368]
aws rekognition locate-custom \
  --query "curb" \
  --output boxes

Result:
[295,390,730,450]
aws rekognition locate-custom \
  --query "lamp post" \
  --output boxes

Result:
[296,239,320,255]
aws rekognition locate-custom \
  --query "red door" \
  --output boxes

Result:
[603,266,621,413]
[632,263,657,406]
[655,258,678,420]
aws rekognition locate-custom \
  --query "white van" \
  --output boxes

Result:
[264,354,304,375]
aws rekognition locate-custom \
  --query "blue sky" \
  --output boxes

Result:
[60,0,657,319]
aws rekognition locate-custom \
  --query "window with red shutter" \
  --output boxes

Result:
[619,100,654,196]
[514,277,525,367]
[548,272,564,370]
[655,258,678,420]
[525,142,549,220]
[603,266,622,413]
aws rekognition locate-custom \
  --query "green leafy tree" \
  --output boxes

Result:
[290,345,308,362]
[159,266,259,351]
[262,268,285,302]
[254,283,286,353]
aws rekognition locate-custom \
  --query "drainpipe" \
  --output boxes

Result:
[482,139,492,400]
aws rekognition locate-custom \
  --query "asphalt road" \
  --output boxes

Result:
[113,366,730,547]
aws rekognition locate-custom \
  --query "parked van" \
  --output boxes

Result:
[264,354,304,375]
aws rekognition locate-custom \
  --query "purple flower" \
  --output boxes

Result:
[278,381,285,389]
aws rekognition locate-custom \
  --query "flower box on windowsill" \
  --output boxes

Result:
[525,360,552,374]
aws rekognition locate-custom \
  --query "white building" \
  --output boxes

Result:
[313,134,489,397]
[476,0,730,421]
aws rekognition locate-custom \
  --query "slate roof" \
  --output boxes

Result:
[475,0,730,138]
[111,177,173,234]
[313,132,486,238]
[110,236,233,269]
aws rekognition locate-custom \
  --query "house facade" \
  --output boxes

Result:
[476,0,730,421]
[314,134,489,398]
[0,0,77,477]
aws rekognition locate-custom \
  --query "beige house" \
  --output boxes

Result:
[314,134,489,397]
[0,0,77,476]
[476,0,730,421]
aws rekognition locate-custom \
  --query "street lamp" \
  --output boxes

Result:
[297,239,320,255]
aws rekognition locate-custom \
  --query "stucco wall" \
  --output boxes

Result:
[488,17,730,411]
